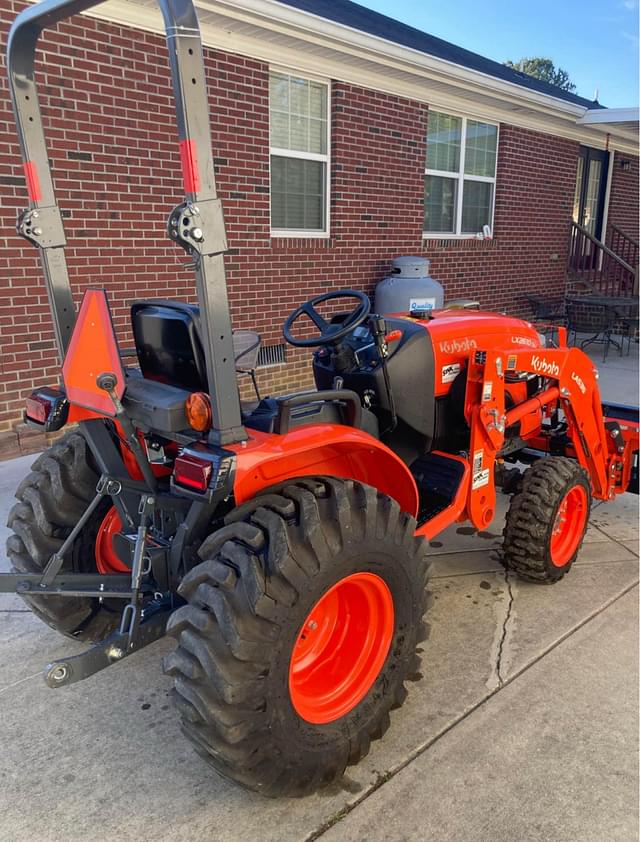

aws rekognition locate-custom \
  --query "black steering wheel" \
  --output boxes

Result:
[283,290,371,348]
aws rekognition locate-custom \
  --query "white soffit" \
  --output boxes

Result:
[577,108,639,143]
[82,0,639,155]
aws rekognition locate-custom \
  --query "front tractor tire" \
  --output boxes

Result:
[164,477,430,797]
[6,430,123,642]
[503,457,591,583]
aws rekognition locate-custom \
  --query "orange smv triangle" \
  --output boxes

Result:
[62,289,125,417]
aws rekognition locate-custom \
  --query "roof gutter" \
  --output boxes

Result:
[79,0,638,152]
[207,0,589,117]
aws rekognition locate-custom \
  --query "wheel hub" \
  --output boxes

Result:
[550,485,588,567]
[95,506,129,574]
[288,572,394,725]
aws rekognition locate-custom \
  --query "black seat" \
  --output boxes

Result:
[131,300,376,436]
[132,301,207,391]
[132,300,261,406]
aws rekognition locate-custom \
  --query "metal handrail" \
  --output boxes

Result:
[609,224,639,273]
[570,223,635,273]
[568,221,637,298]
[610,223,639,250]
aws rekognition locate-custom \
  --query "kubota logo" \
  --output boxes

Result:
[571,372,586,394]
[511,335,537,348]
[439,337,477,355]
[531,355,560,377]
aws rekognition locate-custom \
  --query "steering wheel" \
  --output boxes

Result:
[283,290,371,348]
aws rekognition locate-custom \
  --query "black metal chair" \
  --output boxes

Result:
[565,299,617,362]
[232,329,262,403]
[620,304,639,356]
[523,294,566,324]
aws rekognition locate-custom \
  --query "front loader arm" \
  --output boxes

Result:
[464,342,633,529]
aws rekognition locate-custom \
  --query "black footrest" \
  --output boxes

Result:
[411,453,466,526]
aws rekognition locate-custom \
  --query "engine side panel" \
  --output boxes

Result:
[313,317,435,440]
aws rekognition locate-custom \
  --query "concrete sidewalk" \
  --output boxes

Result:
[0,348,638,841]
[0,464,637,841]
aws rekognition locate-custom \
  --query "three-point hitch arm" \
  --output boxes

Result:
[7,0,246,445]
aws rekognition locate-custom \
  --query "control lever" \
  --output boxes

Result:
[368,316,398,434]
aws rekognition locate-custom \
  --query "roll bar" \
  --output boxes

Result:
[6,0,246,445]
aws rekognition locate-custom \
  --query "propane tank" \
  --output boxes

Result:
[374,256,444,316]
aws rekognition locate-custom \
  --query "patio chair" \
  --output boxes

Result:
[565,299,617,362]
[233,329,262,404]
[620,303,639,356]
[523,294,566,324]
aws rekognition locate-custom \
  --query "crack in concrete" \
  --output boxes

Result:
[591,521,639,557]
[495,570,514,686]
[307,580,639,842]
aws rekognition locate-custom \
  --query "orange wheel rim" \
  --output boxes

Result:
[289,572,394,725]
[550,485,588,567]
[95,506,129,574]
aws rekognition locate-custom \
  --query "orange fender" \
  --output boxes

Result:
[228,424,419,517]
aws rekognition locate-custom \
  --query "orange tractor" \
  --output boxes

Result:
[2,0,638,797]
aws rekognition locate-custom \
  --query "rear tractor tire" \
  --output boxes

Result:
[503,457,591,583]
[164,477,431,797]
[6,430,124,642]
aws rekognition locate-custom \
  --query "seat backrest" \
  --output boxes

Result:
[131,300,207,391]
[131,301,264,393]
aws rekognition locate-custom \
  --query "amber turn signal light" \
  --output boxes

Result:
[185,392,212,432]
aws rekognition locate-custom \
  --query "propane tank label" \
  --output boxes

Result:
[409,297,436,312]
[441,363,461,384]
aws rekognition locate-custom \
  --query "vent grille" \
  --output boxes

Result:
[257,343,287,367]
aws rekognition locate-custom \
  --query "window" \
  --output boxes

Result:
[424,111,498,236]
[269,71,330,236]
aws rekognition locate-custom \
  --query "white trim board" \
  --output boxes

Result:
[75,0,639,155]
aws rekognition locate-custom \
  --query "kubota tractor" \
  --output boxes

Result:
[2,0,638,799]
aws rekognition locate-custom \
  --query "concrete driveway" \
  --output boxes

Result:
[0,349,638,842]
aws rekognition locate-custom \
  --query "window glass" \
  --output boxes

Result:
[426,112,462,173]
[424,111,498,235]
[271,157,326,231]
[270,72,329,232]
[573,156,585,224]
[461,180,493,233]
[424,175,457,233]
[464,120,498,177]
[270,73,327,155]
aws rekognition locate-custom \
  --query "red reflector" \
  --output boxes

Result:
[61,289,125,417]
[25,394,52,424]
[174,453,213,492]
[179,139,201,194]
[385,329,403,343]
[23,161,42,202]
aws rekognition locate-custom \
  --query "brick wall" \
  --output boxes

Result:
[0,0,605,454]
[607,152,640,245]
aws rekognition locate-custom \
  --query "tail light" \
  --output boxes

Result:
[173,452,213,492]
[172,445,235,498]
[24,387,69,432]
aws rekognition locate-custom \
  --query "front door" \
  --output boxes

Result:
[573,146,609,240]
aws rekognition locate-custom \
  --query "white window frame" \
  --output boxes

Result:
[423,111,499,239]
[269,68,331,239]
